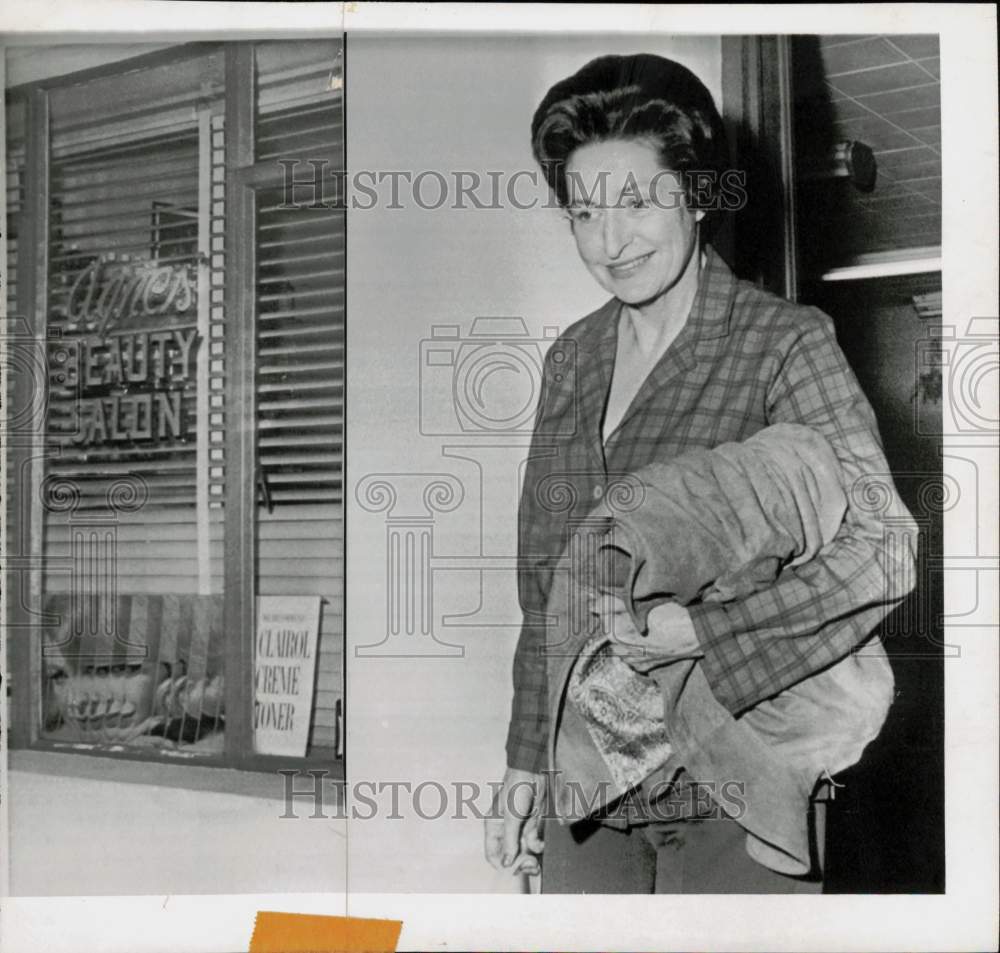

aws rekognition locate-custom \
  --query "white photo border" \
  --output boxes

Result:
[1,3,996,952]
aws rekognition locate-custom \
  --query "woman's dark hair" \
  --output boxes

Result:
[531,54,729,215]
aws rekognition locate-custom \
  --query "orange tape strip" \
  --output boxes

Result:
[249,912,402,953]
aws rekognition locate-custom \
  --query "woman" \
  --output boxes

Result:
[483,53,916,893]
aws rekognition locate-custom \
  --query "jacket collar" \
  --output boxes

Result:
[573,246,738,463]
[685,244,738,342]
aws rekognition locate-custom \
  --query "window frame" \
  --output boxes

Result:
[4,40,345,778]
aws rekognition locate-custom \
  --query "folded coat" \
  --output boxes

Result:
[545,422,896,875]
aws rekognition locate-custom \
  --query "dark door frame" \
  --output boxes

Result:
[720,35,798,301]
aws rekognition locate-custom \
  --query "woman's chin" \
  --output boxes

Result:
[611,281,664,307]
[594,271,647,301]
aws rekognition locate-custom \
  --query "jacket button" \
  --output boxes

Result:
[592,485,604,500]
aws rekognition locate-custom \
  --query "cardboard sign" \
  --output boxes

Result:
[253,595,321,757]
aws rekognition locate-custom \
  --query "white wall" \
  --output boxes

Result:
[346,32,722,893]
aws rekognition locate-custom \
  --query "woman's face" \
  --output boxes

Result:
[563,138,704,307]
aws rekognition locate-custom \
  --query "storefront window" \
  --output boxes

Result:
[39,51,226,755]
[4,40,344,769]
[252,43,344,760]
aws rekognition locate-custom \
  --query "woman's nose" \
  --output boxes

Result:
[601,208,631,259]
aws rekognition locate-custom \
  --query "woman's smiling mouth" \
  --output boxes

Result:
[607,251,654,278]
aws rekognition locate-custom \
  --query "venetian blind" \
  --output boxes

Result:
[254,41,344,752]
[5,102,24,316]
[41,51,227,598]
[4,101,26,559]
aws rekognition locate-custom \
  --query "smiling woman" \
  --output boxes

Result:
[484,52,918,895]
[564,143,703,311]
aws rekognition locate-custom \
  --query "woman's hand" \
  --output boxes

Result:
[484,767,545,877]
[591,594,703,668]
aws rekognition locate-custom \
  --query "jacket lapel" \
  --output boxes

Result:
[573,299,620,473]
[604,337,698,457]
[604,248,739,456]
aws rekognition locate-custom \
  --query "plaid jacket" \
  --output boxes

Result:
[506,247,917,774]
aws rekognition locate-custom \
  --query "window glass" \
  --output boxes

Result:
[253,41,344,760]
[8,41,345,767]
[39,51,228,756]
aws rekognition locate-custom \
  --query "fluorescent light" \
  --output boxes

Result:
[820,247,942,281]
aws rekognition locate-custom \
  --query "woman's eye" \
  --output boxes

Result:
[569,207,595,223]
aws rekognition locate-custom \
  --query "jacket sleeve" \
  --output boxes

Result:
[505,547,552,774]
[688,308,918,715]
[504,347,560,775]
